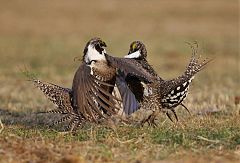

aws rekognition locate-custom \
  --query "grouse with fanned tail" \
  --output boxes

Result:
[72,38,155,123]
[123,41,211,125]
[26,38,155,131]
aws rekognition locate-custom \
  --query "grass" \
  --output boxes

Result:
[1,115,240,162]
[0,0,239,162]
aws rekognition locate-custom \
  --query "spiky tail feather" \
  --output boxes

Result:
[37,109,69,114]
[22,69,73,114]
[160,42,211,119]
[22,69,88,130]
[184,41,212,79]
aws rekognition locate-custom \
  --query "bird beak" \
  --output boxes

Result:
[127,49,132,55]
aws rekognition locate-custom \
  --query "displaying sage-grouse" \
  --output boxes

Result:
[26,38,154,131]
[72,38,154,122]
[124,41,211,125]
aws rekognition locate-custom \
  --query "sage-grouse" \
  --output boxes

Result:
[123,41,211,125]
[27,38,154,130]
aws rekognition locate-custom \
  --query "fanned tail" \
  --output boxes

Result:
[184,41,212,79]
[22,69,74,114]
[160,42,211,120]
[21,68,87,131]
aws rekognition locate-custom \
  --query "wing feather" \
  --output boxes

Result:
[72,62,120,121]
[116,75,139,115]
[105,54,155,83]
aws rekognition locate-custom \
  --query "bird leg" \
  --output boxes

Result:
[180,103,191,115]
[171,109,178,121]
[166,112,174,122]
[165,109,178,122]
[147,112,158,127]
[141,110,159,127]
[140,117,148,127]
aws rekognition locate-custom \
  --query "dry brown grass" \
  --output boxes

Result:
[0,0,239,162]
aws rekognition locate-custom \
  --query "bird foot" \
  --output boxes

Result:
[147,115,158,127]
[140,112,158,127]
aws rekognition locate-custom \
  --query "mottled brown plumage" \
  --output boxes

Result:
[26,38,155,131]
[31,79,73,114]
[24,72,86,131]
[72,62,120,122]
[25,63,119,131]
[72,38,155,122]
[125,41,211,125]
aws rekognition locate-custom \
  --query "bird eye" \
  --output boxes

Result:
[95,43,104,54]
[132,43,137,50]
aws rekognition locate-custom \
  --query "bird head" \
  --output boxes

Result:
[125,41,147,60]
[83,37,107,64]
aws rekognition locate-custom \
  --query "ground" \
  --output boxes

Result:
[0,0,239,162]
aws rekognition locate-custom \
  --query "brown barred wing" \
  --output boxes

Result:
[104,54,155,83]
[72,63,121,122]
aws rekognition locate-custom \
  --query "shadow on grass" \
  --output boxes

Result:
[0,108,65,130]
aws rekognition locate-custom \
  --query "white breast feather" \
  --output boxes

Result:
[124,50,141,59]
[85,45,106,63]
